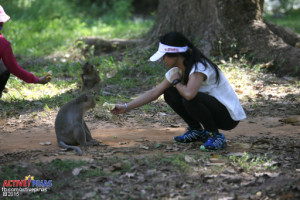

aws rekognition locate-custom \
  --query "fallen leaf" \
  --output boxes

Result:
[235,89,244,94]
[139,145,149,150]
[254,172,280,178]
[279,117,298,124]
[154,143,164,148]
[39,142,52,146]
[82,192,96,200]
[119,141,127,145]
[105,163,122,172]
[184,155,196,163]
[96,186,112,194]
[72,167,82,176]
[125,172,135,178]
[262,60,274,68]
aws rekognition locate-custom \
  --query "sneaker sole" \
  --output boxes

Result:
[200,142,227,151]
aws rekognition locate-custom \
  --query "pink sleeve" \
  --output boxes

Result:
[2,43,40,84]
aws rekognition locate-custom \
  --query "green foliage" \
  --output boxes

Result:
[47,159,87,173]
[0,0,152,57]
[0,48,164,118]
[229,152,278,172]
[72,0,133,20]
[264,0,300,14]
[264,8,300,34]
[0,165,24,180]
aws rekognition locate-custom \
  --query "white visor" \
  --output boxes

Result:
[149,42,188,62]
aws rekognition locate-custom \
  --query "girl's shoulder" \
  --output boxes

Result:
[0,34,10,46]
[193,61,214,73]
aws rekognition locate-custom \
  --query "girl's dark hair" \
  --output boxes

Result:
[159,31,220,84]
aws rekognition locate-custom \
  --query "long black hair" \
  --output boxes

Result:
[159,32,220,84]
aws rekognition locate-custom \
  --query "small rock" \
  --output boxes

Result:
[256,191,262,197]
[139,145,149,150]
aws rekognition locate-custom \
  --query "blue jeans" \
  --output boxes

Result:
[163,87,239,133]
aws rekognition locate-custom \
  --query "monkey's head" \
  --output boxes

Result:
[82,62,95,74]
[77,93,96,111]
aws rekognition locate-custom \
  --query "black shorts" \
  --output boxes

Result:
[0,70,10,98]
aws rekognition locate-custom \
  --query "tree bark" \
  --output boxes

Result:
[150,0,300,76]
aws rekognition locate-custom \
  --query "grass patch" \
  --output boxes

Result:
[1,0,153,57]
[229,152,278,172]
[46,159,87,174]
[264,9,300,34]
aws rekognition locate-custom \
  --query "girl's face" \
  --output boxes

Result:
[163,54,178,69]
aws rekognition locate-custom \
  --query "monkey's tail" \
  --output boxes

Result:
[58,140,83,156]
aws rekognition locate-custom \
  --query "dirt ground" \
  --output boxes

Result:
[0,111,300,199]
[0,102,300,200]
[1,69,300,199]
[0,111,299,157]
[0,115,300,158]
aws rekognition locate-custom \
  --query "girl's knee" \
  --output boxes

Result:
[182,94,200,106]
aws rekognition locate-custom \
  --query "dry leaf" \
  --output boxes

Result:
[119,141,127,145]
[279,117,298,124]
[125,172,135,178]
[39,141,52,146]
[72,167,82,176]
[235,89,244,94]
[184,155,196,163]
[262,60,274,68]
[139,145,149,150]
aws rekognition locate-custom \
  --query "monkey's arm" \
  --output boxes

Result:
[83,121,92,141]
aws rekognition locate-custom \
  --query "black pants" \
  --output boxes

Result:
[0,70,10,98]
[164,87,239,133]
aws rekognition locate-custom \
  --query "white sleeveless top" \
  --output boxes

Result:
[189,62,246,121]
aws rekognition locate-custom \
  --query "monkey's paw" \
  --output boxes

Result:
[45,71,52,81]
[85,139,100,146]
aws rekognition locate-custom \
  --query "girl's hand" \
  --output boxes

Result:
[111,104,127,115]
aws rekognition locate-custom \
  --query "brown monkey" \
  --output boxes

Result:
[80,62,101,94]
[55,94,98,156]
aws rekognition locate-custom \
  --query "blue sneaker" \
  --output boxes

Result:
[174,127,209,143]
[200,132,227,151]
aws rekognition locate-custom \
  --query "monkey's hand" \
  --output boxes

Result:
[38,71,52,84]
[111,104,127,115]
[45,71,52,81]
[38,75,51,84]
[103,102,116,111]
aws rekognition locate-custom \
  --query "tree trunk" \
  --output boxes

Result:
[150,0,300,76]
